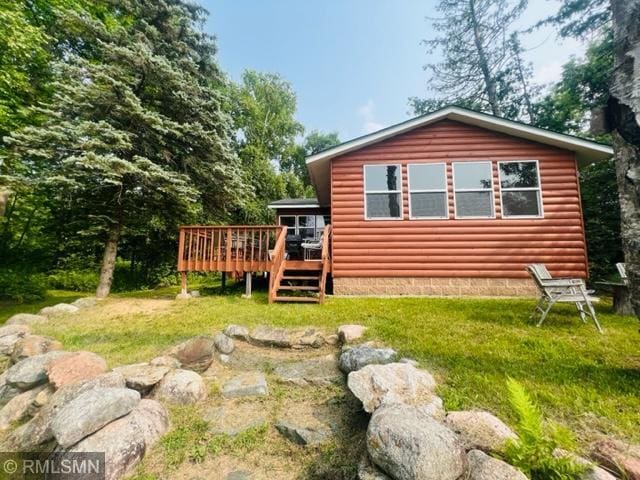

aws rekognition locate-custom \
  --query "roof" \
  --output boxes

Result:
[267,198,320,209]
[306,105,613,206]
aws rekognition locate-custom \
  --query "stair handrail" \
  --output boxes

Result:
[268,225,287,303]
[319,224,332,303]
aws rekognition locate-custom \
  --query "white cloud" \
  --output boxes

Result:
[357,99,384,134]
[532,61,564,87]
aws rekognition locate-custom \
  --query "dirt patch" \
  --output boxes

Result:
[91,298,174,319]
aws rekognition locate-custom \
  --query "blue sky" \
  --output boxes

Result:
[202,0,586,141]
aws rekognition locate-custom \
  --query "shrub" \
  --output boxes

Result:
[47,269,99,292]
[502,378,586,480]
[0,270,48,302]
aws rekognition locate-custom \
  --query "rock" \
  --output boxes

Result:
[222,372,268,399]
[347,363,437,413]
[0,325,30,356]
[325,334,339,346]
[249,326,324,349]
[166,336,216,372]
[273,357,342,387]
[38,303,79,317]
[46,351,107,388]
[339,345,397,373]
[367,403,466,480]
[445,411,517,453]
[204,404,268,436]
[219,354,230,364]
[417,395,446,421]
[0,372,22,408]
[226,471,252,480]
[8,372,126,449]
[213,333,235,354]
[358,454,392,480]
[399,358,419,367]
[467,449,528,480]
[190,290,200,297]
[201,363,217,379]
[275,420,331,446]
[113,363,169,393]
[5,351,69,390]
[0,384,47,430]
[64,399,167,480]
[175,292,191,300]
[0,324,30,338]
[151,369,206,404]
[150,355,181,368]
[553,448,617,480]
[11,335,64,362]
[338,324,367,343]
[591,439,640,480]
[51,387,140,448]
[224,324,249,341]
[71,297,98,309]
[4,313,47,326]
[297,329,325,348]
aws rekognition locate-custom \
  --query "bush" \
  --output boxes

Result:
[502,379,586,480]
[0,270,48,302]
[47,269,99,292]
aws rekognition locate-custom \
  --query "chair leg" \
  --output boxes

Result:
[585,300,603,334]
[575,302,587,323]
[531,297,546,320]
[537,299,555,327]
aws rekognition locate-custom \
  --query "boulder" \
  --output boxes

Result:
[0,384,47,430]
[64,399,168,480]
[339,345,398,374]
[222,372,268,399]
[51,387,140,448]
[338,324,367,343]
[273,357,342,387]
[367,403,466,480]
[445,411,517,453]
[297,329,325,348]
[0,325,30,356]
[190,290,200,297]
[113,363,170,393]
[11,335,64,362]
[0,324,30,338]
[213,333,235,354]
[71,297,98,309]
[591,439,640,480]
[553,448,617,480]
[358,454,392,480]
[4,313,46,326]
[347,363,437,413]
[275,420,331,446]
[38,303,79,317]
[417,395,446,421]
[149,355,181,369]
[166,336,216,372]
[46,351,107,388]
[0,372,22,408]
[325,334,340,346]
[204,404,268,436]
[8,372,126,449]
[467,449,528,480]
[249,326,324,349]
[223,324,249,341]
[5,351,69,390]
[151,369,206,404]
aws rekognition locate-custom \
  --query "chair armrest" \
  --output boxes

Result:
[539,278,584,287]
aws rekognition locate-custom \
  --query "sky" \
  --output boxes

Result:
[202,0,587,142]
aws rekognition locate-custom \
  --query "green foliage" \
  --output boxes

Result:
[503,378,586,480]
[0,270,47,302]
[536,0,610,39]
[283,130,341,186]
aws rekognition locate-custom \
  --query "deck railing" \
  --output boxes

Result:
[319,224,332,303]
[177,225,285,274]
[267,226,288,303]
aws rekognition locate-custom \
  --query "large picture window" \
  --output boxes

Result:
[364,164,402,220]
[408,163,448,219]
[499,161,543,218]
[453,161,495,218]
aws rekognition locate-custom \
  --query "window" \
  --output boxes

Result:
[499,161,543,218]
[278,215,326,239]
[452,162,495,218]
[364,164,402,219]
[408,163,448,219]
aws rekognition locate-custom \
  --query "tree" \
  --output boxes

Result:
[536,0,610,39]
[282,130,340,186]
[607,0,640,318]
[417,0,527,117]
[4,0,242,297]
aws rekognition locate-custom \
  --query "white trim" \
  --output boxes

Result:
[497,160,544,219]
[452,161,496,219]
[267,203,320,209]
[407,163,449,220]
[306,106,613,166]
[363,164,404,221]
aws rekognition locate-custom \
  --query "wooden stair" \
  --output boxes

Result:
[273,263,322,303]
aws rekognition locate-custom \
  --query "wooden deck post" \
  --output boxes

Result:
[243,272,252,298]
[180,271,187,295]
[221,272,226,290]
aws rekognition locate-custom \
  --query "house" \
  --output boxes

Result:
[177,106,612,302]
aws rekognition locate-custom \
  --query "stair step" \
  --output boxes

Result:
[282,276,320,281]
[278,285,319,291]
[274,296,320,303]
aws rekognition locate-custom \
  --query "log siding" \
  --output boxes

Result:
[329,120,588,280]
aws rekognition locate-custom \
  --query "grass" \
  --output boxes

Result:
[1,280,639,455]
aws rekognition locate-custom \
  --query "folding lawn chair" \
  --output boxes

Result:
[527,263,602,333]
[616,262,628,286]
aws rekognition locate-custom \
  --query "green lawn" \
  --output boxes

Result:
[1,283,638,452]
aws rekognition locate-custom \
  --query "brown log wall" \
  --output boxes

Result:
[330,120,588,279]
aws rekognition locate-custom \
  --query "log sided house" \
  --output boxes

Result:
[178,106,612,303]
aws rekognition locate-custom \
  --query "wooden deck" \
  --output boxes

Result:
[177,225,332,303]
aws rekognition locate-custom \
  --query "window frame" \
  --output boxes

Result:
[452,161,496,219]
[278,215,319,238]
[407,162,449,220]
[498,160,544,219]
[363,164,404,221]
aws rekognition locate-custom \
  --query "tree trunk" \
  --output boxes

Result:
[96,222,122,298]
[469,0,499,115]
[608,0,640,319]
